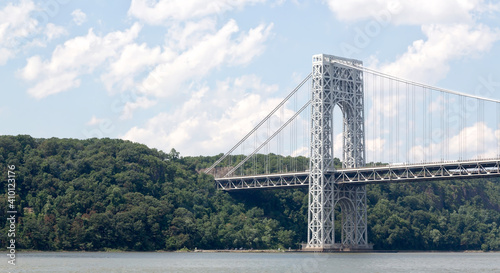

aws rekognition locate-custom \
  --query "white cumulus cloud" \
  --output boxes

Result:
[71,9,87,26]
[101,42,166,94]
[20,23,142,99]
[0,0,38,65]
[44,23,67,41]
[139,20,273,97]
[0,0,70,65]
[376,24,500,84]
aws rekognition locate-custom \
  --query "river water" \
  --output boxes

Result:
[2,251,500,272]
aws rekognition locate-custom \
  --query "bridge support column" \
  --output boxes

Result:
[334,184,370,250]
[305,54,372,251]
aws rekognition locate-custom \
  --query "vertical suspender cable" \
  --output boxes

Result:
[446,93,450,161]
[381,75,384,164]
[293,91,297,171]
[461,96,465,160]
[481,100,484,159]
[303,97,307,171]
[267,118,270,174]
[459,96,462,160]
[253,133,256,175]
[477,99,480,159]
[289,101,292,172]
[396,79,399,163]
[293,93,296,171]
[406,82,410,164]
[463,96,466,160]
[428,88,432,162]
[372,73,376,165]
[390,78,393,164]
[240,142,244,176]
[412,85,416,163]
[423,87,426,162]
[497,103,500,158]
[376,73,379,165]
[280,105,284,172]
[306,81,311,172]
[291,94,294,171]
[441,92,444,162]
[277,110,280,173]
[278,107,281,172]
[252,129,257,175]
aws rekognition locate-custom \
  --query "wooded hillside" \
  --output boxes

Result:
[1,135,499,251]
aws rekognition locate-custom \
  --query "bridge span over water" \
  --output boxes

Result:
[206,54,500,251]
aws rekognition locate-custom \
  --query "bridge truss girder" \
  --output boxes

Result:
[215,159,500,190]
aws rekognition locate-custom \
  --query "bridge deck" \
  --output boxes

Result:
[215,159,500,191]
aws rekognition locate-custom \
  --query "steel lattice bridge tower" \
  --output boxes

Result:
[205,54,500,251]
[307,55,369,250]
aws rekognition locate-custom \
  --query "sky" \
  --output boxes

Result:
[1,0,500,157]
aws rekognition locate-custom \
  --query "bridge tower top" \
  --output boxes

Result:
[312,54,362,66]
[310,53,365,171]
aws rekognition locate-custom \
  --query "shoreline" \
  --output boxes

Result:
[8,249,499,254]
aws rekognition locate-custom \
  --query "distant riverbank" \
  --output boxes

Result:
[11,248,498,254]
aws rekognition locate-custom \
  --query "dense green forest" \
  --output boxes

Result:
[0,135,499,251]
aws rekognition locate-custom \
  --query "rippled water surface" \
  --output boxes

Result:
[2,251,500,272]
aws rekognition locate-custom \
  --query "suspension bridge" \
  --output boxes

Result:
[204,54,500,251]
